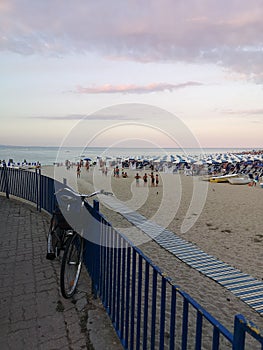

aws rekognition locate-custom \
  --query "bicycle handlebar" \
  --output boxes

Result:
[55,187,113,200]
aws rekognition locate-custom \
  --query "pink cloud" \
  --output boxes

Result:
[225,108,263,115]
[28,113,142,121]
[1,1,263,80]
[75,82,203,94]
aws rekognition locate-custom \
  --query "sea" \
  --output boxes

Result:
[0,145,259,166]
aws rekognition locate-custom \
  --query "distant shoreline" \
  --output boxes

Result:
[1,145,263,167]
[0,144,263,152]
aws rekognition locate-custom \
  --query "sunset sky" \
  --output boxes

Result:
[1,0,263,148]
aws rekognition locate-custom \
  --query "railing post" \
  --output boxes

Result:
[232,315,245,350]
[91,199,100,298]
[3,163,9,199]
[39,168,42,212]
[93,199,99,212]
[35,168,41,211]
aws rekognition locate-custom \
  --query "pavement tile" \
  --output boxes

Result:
[0,195,122,350]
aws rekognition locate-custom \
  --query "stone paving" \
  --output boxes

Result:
[0,195,123,350]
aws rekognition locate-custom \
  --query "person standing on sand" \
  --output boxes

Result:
[254,173,259,186]
[149,172,155,186]
[85,161,90,171]
[248,173,254,186]
[143,173,148,186]
[134,173,141,186]
[77,165,81,178]
[155,174,159,187]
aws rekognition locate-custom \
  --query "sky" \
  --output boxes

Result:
[0,0,263,149]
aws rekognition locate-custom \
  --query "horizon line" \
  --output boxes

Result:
[0,144,262,150]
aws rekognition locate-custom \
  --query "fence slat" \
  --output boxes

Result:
[212,327,220,350]
[120,243,126,341]
[115,235,122,333]
[182,297,189,350]
[150,269,158,350]
[124,246,131,349]
[130,249,136,350]
[143,262,150,350]
[136,255,143,350]
[108,229,114,316]
[112,232,117,324]
[159,276,166,349]
[169,286,177,349]
[195,310,203,350]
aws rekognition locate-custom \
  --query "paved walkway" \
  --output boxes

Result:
[0,195,122,350]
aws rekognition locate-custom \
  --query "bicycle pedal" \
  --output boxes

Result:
[46,252,56,260]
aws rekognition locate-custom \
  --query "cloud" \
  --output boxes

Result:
[74,82,203,94]
[1,1,263,79]
[223,108,263,124]
[28,114,142,121]
[31,115,87,120]
[224,108,263,116]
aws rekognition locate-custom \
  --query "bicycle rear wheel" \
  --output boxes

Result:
[60,232,84,298]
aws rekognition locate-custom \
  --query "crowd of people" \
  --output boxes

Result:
[112,167,160,187]
[71,153,263,187]
[67,159,91,178]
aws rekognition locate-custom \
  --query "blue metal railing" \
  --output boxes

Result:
[0,167,262,349]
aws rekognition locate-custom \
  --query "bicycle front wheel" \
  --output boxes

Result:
[60,233,84,298]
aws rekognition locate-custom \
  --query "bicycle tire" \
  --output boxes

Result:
[60,232,84,298]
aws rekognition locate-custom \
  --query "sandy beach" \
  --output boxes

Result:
[41,164,263,334]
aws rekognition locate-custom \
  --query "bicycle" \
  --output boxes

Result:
[46,187,112,298]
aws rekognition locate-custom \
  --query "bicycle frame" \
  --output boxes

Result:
[47,186,112,297]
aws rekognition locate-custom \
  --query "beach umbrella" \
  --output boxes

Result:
[195,160,206,165]
[84,157,92,161]
[211,159,221,164]
[142,160,150,166]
